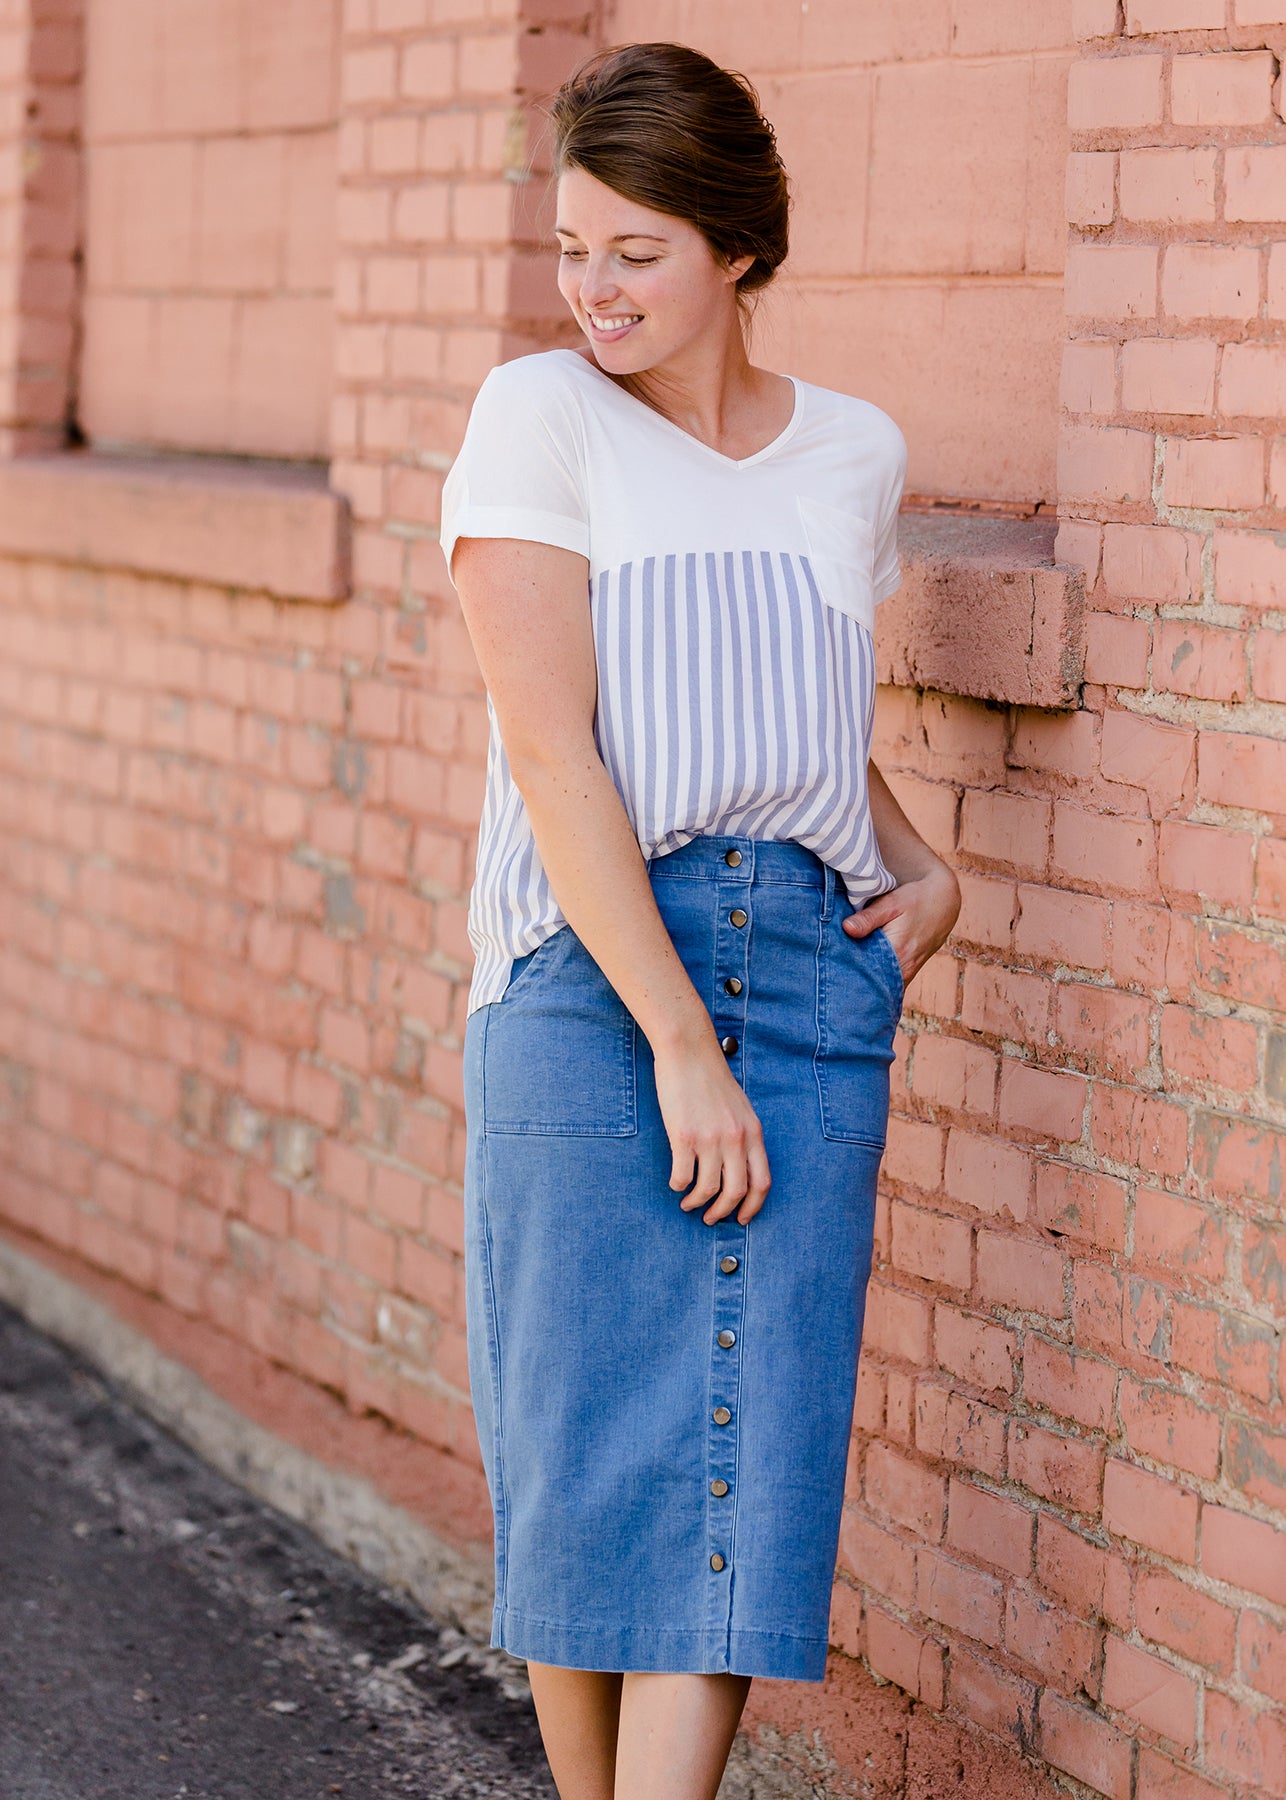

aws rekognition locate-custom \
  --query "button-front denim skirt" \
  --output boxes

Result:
[461,834,903,1682]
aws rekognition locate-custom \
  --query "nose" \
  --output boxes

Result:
[578,251,623,310]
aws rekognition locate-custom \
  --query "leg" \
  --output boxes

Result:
[526,1661,624,1800]
[614,1671,753,1800]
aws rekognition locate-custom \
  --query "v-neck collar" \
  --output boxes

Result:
[562,349,804,470]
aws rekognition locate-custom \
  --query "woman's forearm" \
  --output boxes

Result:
[865,757,953,889]
[510,746,718,1060]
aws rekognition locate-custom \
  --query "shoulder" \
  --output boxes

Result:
[474,348,586,412]
[795,376,906,466]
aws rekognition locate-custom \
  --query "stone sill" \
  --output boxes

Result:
[879,510,1084,710]
[0,451,351,604]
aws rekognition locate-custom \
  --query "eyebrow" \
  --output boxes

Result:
[553,227,670,243]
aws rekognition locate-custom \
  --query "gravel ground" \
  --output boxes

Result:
[0,1302,559,1800]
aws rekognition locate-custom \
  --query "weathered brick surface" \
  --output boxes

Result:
[0,3,1284,1799]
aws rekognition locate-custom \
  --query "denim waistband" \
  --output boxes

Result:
[646,833,836,908]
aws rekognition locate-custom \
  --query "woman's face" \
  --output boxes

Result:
[554,165,752,374]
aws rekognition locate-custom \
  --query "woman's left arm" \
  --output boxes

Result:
[843,758,961,987]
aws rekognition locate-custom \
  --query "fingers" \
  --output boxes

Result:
[672,1122,771,1227]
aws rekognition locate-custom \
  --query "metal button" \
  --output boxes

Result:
[717,1329,736,1348]
[710,1479,729,1497]
[729,908,748,928]
[720,1035,738,1057]
[710,1553,726,1571]
[724,976,742,996]
[720,1255,739,1274]
[724,848,742,866]
[713,1406,732,1425]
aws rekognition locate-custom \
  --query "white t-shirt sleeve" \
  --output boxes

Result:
[872,417,909,605]
[439,355,590,585]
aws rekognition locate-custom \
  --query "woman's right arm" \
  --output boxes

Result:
[452,532,771,1226]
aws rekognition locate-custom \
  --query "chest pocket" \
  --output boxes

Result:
[798,497,877,636]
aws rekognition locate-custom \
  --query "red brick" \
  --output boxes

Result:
[943,1129,1031,1222]
[1171,1301,1276,1404]
[1226,1417,1286,1512]
[1165,434,1264,511]
[1159,1004,1260,1097]
[1137,1746,1237,1800]
[1086,611,1152,689]
[946,1477,1034,1576]
[948,1645,1037,1743]
[1102,522,1202,604]
[916,1547,1004,1647]
[1034,1163,1128,1253]
[1052,803,1156,896]
[1214,531,1286,613]
[1134,1187,1226,1284]
[1240,1609,1286,1707]
[864,1607,945,1706]
[959,788,1051,875]
[1171,50,1276,124]
[1038,1690,1132,1800]
[909,1034,998,1116]
[1059,421,1157,501]
[1159,819,1255,910]
[1136,1567,1236,1677]
[1154,621,1248,703]
[1258,837,1286,919]
[1035,1513,1111,1620]
[1103,1635,1197,1749]
[1073,1261,1125,1358]
[1119,1377,1221,1482]
[1025,1338,1117,1432]
[1244,1221,1286,1314]
[1226,145,1286,223]
[865,1444,946,1541]
[837,1508,918,1610]
[889,1200,972,1291]
[976,1231,1065,1318]
[1010,1422,1103,1514]
[935,1305,1017,1394]
[1205,1691,1286,1799]
[1052,982,1154,1082]
[865,1281,934,1366]
[1101,708,1197,816]
[960,962,1052,1046]
[881,1116,947,1190]
[997,1062,1087,1142]
[1195,921,1282,1011]
[1163,245,1260,322]
[1103,1459,1199,1561]
[1005,1587,1099,1688]
[1091,1088,1188,1179]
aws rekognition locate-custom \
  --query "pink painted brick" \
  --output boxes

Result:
[1065,243,1158,319]
[1059,424,1156,504]
[997,1062,1087,1142]
[1235,0,1286,17]
[1066,151,1117,225]
[1214,530,1286,609]
[1062,341,1117,414]
[1127,0,1224,24]
[1226,146,1286,223]
[1100,707,1195,814]
[1103,522,1202,602]
[1155,620,1248,700]
[1120,147,1217,224]
[1068,54,1164,130]
[1253,626,1286,703]
[1103,1636,1198,1749]
[1163,244,1260,321]
[1221,344,1286,419]
[1103,1459,1199,1560]
[1121,339,1216,416]
[1085,611,1151,688]
[1164,436,1264,512]
[1172,51,1276,125]
[1074,0,1126,35]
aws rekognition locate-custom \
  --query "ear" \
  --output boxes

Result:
[725,251,756,284]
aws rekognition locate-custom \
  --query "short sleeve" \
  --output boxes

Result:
[872,419,909,605]
[439,355,590,586]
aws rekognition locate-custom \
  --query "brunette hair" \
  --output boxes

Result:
[546,42,790,305]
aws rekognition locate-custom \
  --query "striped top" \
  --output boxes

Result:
[440,349,908,1018]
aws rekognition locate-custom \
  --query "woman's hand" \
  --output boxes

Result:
[841,858,961,990]
[652,1037,772,1229]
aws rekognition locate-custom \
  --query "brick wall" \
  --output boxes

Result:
[1,2,1284,1797]
[78,0,339,457]
[605,0,1074,507]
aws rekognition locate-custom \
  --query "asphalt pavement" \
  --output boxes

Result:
[0,1302,558,1800]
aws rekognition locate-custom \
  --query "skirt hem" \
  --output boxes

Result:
[491,1605,828,1683]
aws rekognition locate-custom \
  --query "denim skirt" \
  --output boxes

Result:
[461,833,904,1682]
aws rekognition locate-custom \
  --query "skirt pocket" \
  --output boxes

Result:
[813,913,901,1146]
[483,924,639,1137]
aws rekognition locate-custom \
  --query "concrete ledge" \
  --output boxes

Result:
[881,512,1084,709]
[0,451,351,603]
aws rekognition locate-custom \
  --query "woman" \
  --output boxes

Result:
[441,41,961,1800]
